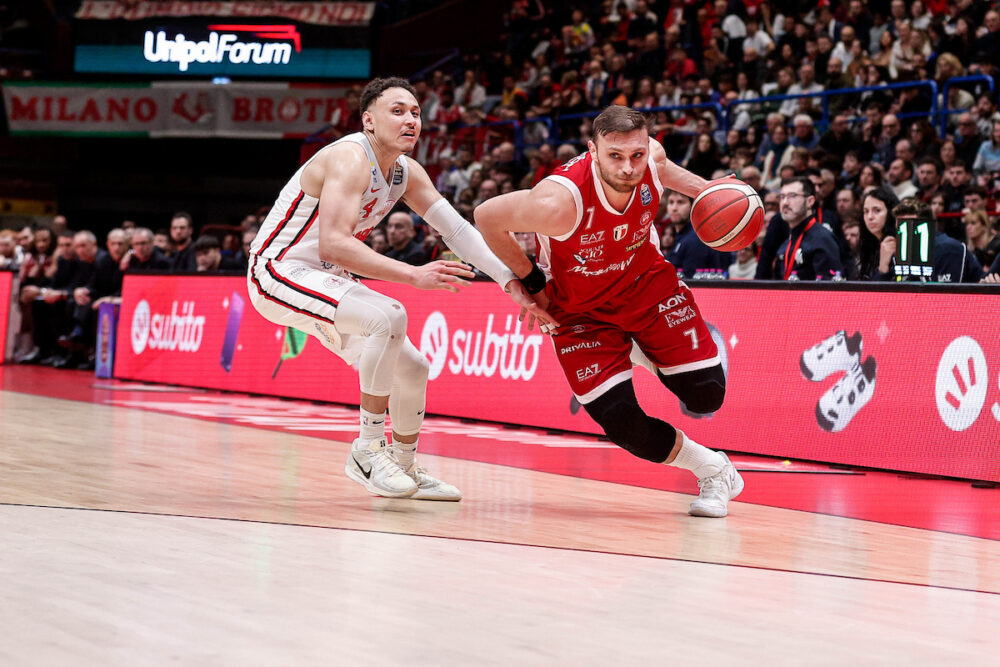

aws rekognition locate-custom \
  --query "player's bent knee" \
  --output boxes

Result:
[583,382,676,463]
[398,344,429,383]
[383,300,408,337]
[683,377,726,414]
[660,364,726,414]
[367,299,408,339]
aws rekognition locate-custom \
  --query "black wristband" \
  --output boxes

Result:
[518,262,547,295]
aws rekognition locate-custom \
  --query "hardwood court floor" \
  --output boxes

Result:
[1,367,998,664]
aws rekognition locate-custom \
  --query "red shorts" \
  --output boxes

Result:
[547,262,719,403]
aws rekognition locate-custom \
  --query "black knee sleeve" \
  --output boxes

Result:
[583,381,676,463]
[659,364,726,415]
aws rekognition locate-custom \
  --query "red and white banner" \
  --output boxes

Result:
[2,82,349,138]
[75,1,374,26]
[0,271,12,361]
[114,275,1000,483]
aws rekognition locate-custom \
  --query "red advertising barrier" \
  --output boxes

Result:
[115,274,1000,483]
[0,271,12,361]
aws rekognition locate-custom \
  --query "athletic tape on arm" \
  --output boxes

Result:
[423,198,517,287]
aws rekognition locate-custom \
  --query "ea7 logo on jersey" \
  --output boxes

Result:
[664,306,696,328]
[576,363,600,381]
[613,224,628,241]
[580,231,605,245]
[640,184,652,206]
[657,292,688,311]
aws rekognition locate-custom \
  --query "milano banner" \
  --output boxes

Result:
[114,275,1000,483]
[2,81,350,138]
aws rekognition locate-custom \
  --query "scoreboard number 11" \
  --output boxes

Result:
[894,218,935,280]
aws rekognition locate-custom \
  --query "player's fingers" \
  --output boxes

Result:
[438,261,475,277]
[529,305,559,329]
[439,260,472,271]
[440,273,471,286]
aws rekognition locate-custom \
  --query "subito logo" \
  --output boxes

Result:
[420,311,449,380]
[935,336,989,431]
[129,300,206,355]
[131,300,151,355]
[419,310,543,382]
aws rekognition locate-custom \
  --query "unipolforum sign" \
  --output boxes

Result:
[73,1,372,78]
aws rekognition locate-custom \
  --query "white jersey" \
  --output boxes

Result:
[251,132,409,277]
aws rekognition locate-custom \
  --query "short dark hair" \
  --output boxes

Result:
[917,157,943,173]
[171,212,193,226]
[360,77,417,113]
[949,159,968,171]
[893,197,933,221]
[781,176,816,199]
[964,185,988,199]
[192,235,220,253]
[592,105,649,141]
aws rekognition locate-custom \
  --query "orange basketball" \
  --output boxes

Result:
[691,178,765,252]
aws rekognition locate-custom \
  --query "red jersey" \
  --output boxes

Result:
[539,151,670,312]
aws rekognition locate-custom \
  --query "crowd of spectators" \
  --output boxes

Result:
[5,212,254,369]
[6,1,1000,371]
[342,0,1000,284]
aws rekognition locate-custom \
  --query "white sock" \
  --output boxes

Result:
[392,437,417,470]
[359,408,386,445]
[669,432,727,479]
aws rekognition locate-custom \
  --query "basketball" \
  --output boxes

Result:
[691,178,765,252]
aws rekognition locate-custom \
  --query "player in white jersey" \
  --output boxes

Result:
[248,77,555,500]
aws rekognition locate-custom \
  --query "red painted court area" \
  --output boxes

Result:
[6,365,998,541]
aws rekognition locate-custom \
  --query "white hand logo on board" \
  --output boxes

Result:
[131,300,151,355]
[420,311,449,380]
[935,336,989,431]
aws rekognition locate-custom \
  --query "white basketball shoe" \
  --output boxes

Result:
[402,462,463,501]
[816,356,877,433]
[345,436,418,498]
[800,330,863,381]
[688,452,744,518]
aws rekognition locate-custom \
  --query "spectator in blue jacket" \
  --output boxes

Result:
[774,177,844,280]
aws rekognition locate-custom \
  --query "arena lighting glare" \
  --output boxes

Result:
[142,24,302,72]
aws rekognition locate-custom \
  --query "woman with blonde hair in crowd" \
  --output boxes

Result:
[964,209,1000,269]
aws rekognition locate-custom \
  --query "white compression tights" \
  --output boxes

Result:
[334,288,429,436]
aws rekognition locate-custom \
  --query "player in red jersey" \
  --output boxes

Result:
[475,106,744,517]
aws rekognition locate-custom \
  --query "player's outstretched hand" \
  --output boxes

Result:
[412,260,476,292]
[506,280,559,334]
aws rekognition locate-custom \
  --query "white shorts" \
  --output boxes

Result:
[247,256,366,364]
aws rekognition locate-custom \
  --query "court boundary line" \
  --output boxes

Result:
[4,385,1000,543]
[2,501,998,598]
